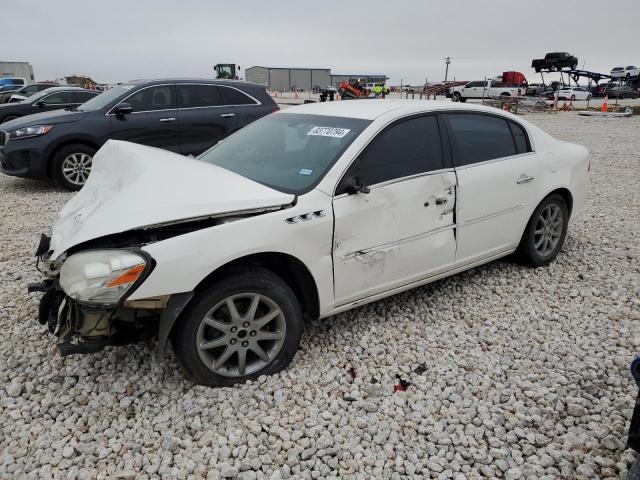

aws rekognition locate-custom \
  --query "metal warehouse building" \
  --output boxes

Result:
[245,66,331,91]
[0,61,35,84]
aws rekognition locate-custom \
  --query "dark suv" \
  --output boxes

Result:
[0,79,278,190]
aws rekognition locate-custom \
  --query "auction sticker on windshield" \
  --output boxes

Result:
[307,126,351,138]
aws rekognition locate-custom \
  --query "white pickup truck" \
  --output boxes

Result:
[450,80,522,102]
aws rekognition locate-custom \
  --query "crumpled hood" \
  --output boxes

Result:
[1,109,89,130]
[50,140,294,257]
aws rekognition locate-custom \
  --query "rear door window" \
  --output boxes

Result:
[177,84,223,108]
[126,85,176,112]
[220,86,257,105]
[446,113,517,166]
[71,91,99,103]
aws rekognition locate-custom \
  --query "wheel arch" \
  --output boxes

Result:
[157,251,321,356]
[46,139,101,178]
[193,252,320,322]
[544,187,573,216]
[518,186,574,246]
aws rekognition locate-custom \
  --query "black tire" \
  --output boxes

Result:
[516,194,569,267]
[630,459,640,480]
[50,144,97,191]
[452,92,462,102]
[500,92,511,97]
[172,268,304,387]
[0,115,19,124]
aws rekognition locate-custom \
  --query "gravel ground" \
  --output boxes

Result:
[1,112,639,479]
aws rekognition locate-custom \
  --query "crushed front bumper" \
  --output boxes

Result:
[28,233,193,357]
[29,278,121,355]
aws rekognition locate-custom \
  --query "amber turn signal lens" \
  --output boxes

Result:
[105,264,145,288]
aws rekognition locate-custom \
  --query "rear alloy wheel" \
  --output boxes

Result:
[516,194,569,267]
[51,144,96,191]
[173,268,303,386]
[570,95,576,101]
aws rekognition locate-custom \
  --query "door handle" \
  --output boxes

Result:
[220,113,236,118]
[159,117,176,122]
[517,174,534,184]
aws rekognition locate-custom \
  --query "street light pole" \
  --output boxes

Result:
[444,57,451,84]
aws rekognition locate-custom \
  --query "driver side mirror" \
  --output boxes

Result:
[113,102,133,115]
[345,175,370,195]
[34,101,45,107]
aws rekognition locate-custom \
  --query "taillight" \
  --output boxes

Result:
[271,106,280,113]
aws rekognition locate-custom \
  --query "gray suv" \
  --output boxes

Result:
[0,79,278,190]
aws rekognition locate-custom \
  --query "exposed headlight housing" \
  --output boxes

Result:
[9,124,54,140]
[59,250,150,305]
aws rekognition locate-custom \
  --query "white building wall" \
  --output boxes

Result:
[0,62,35,84]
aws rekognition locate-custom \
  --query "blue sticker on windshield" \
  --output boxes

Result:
[298,168,314,176]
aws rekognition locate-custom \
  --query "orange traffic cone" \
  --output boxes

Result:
[601,95,608,112]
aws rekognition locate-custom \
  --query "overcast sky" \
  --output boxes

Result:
[3,0,639,86]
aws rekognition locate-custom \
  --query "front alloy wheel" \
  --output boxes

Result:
[51,143,97,191]
[173,268,303,386]
[62,153,92,186]
[196,293,286,377]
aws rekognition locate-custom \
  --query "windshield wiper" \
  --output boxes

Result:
[65,106,78,112]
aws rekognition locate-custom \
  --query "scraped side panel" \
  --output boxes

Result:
[332,172,457,305]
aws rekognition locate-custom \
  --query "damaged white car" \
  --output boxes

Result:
[30,100,589,386]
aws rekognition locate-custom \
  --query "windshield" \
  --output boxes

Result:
[198,113,371,194]
[76,84,136,111]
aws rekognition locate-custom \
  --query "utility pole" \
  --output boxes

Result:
[444,57,452,84]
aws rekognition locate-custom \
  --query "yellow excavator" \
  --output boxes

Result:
[214,64,240,80]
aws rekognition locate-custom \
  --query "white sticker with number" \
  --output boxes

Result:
[307,126,351,138]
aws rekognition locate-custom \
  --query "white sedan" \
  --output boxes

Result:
[555,86,592,101]
[32,101,589,386]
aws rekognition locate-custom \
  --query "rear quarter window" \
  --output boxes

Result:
[508,121,531,154]
[220,86,257,105]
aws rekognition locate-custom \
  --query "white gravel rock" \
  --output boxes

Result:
[0,111,639,478]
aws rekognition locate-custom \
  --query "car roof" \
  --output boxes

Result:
[40,86,91,92]
[279,99,517,120]
[124,78,263,88]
